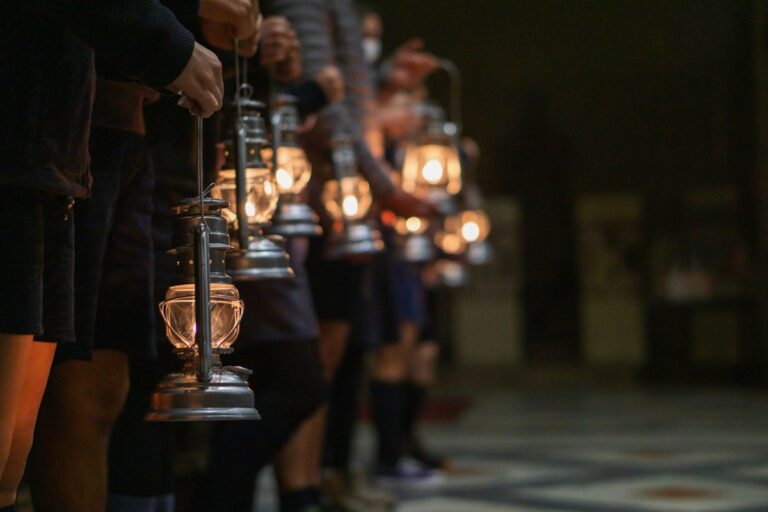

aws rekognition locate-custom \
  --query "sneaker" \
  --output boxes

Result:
[376,457,445,488]
[404,437,451,471]
[322,469,397,512]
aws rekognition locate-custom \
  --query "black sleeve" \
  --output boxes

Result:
[30,0,195,89]
[285,80,329,119]
[163,0,201,32]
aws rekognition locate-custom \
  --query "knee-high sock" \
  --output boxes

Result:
[280,487,320,512]
[370,380,404,468]
[324,339,366,471]
[194,340,325,512]
[108,357,176,512]
[402,382,427,446]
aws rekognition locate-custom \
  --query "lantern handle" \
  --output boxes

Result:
[437,58,462,136]
[193,115,213,383]
[270,106,282,179]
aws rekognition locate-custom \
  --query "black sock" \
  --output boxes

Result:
[324,339,365,470]
[0,504,16,512]
[370,380,404,468]
[402,382,427,447]
[280,487,320,512]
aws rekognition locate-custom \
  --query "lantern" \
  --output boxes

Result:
[214,98,293,280]
[393,215,435,262]
[401,104,462,213]
[145,192,259,421]
[264,95,321,237]
[323,133,383,258]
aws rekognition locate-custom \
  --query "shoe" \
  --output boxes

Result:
[376,457,445,488]
[322,469,397,512]
[404,437,451,470]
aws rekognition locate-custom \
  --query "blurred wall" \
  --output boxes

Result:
[375,0,757,370]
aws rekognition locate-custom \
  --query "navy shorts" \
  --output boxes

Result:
[390,259,426,327]
[0,187,75,343]
[306,235,366,322]
[56,127,156,361]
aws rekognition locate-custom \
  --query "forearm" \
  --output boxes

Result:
[29,0,194,88]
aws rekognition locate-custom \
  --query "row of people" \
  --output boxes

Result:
[0,1,467,511]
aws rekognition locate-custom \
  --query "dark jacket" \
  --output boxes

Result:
[1,1,194,198]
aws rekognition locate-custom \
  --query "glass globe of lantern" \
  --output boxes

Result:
[402,143,462,196]
[214,167,278,228]
[395,216,430,236]
[262,146,312,196]
[322,176,373,223]
[434,230,466,256]
[458,210,490,244]
[159,283,244,352]
[401,105,462,205]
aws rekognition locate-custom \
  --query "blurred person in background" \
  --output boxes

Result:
[320,7,445,510]
[263,1,436,511]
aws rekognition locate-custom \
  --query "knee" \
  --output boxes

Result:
[278,364,326,427]
[373,344,408,381]
[47,360,130,433]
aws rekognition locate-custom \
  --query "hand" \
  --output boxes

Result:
[313,65,344,103]
[259,17,301,79]
[379,187,439,218]
[169,42,224,117]
[387,39,438,90]
[199,0,260,56]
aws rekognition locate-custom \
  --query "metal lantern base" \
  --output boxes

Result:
[437,259,469,288]
[146,365,260,422]
[269,202,322,238]
[467,240,493,266]
[227,235,294,281]
[325,222,384,259]
[429,191,459,216]
[396,233,436,263]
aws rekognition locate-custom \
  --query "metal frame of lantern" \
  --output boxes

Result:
[400,103,462,215]
[392,215,436,262]
[217,93,294,281]
[323,133,384,259]
[146,119,260,422]
[266,94,322,238]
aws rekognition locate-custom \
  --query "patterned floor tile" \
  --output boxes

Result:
[440,457,587,487]
[518,475,768,511]
[399,497,550,512]
[540,447,755,469]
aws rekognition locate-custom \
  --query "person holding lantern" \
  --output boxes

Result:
[0,1,230,510]
[24,2,258,512]
[96,10,345,512]
[256,2,438,511]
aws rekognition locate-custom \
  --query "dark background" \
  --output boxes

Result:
[375,0,766,375]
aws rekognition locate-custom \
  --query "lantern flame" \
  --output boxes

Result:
[422,159,444,184]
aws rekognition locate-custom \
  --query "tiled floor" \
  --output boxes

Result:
[259,386,768,511]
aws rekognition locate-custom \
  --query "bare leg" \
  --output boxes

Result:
[373,322,420,382]
[409,341,439,386]
[0,340,54,506]
[31,349,130,512]
[275,321,350,494]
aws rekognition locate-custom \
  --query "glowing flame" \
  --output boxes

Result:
[405,217,423,233]
[422,159,444,184]
[276,167,294,190]
[441,233,463,254]
[462,221,481,242]
[342,195,359,217]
